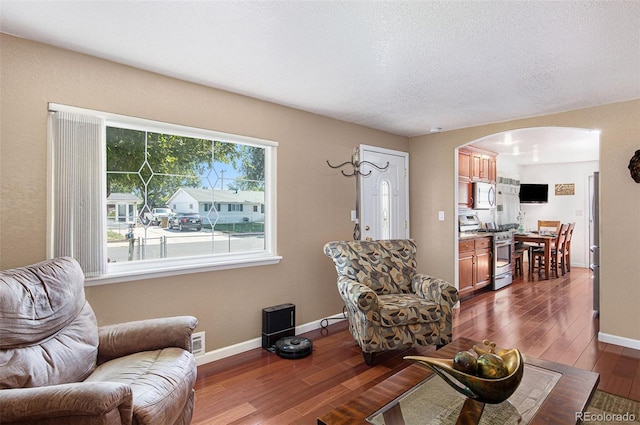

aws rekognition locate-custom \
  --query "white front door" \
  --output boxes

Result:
[359,145,409,240]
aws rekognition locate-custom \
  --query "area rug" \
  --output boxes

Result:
[582,390,640,424]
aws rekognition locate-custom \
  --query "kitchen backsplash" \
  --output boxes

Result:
[458,175,520,229]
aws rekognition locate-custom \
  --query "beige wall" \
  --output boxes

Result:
[0,34,408,351]
[409,99,640,344]
[2,33,639,351]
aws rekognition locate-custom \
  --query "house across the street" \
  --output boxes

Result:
[106,192,143,223]
[166,187,264,224]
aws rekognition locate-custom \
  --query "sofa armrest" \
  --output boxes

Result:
[337,276,379,313]
[98,316,198,364]
[412,274,459,308]
[0,382,133,424]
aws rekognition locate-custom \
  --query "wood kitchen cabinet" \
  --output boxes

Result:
[488,156,497,183]
[458,149,472,181]
[459,148,496,184]
[458,181,473,207]
[458,242,475,294]
[471,152,496,183]
[471,152,483,181]
[458,237,492,295]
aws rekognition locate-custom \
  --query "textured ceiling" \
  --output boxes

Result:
[1,1,639,161]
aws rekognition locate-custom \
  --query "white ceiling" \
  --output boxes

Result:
[468,127,601,166]
[1,1,638,164]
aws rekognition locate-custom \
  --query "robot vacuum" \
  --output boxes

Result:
[274,336,313,359]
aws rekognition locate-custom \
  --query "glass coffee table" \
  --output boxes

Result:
[317,338,599,425]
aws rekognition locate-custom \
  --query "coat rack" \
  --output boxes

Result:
[327,147,389,240]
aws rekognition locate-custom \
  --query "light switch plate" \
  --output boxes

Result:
[438,211,445,221]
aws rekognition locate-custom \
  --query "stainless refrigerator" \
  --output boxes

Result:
[589,172,600,316]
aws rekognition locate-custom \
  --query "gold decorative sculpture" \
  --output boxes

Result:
[405,340,524,405]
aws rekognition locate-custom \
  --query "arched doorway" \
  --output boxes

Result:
[455,127,600,288]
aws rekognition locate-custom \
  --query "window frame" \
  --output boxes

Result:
[48,103,280,286]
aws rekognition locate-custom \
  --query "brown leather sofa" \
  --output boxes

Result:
[0,257,198,425]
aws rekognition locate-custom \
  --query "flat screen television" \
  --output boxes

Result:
[519,183,549,203]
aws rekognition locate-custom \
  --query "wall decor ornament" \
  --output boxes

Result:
[628,149,640,183]
[555,183,575,196]
[327,147,388,240]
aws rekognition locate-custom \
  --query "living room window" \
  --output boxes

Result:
[48,104,279,284]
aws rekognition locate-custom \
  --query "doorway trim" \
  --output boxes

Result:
[359,144,410,241]
[454,127,600,289]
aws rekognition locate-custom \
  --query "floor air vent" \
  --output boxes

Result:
[191,331,205,357]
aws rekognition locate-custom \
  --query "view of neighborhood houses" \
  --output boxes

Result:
[105,126,266,263]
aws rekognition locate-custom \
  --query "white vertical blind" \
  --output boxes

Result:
[49,111,106,277]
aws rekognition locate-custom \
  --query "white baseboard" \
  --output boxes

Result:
[195,312,346,366]
[598,332,640,350]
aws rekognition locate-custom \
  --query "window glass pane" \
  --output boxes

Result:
[106,126,266,264]
[381,180,391,240]
[106,128,146,172]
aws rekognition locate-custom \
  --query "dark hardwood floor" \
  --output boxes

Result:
[193,266,640,424]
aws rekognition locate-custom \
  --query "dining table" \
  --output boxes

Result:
[514,232,558,280]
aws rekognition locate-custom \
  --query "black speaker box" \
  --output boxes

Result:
[262,303,295,349]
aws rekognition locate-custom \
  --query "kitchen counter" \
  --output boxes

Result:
[459,232,492,240]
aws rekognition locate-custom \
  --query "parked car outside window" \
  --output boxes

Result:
[169,213,203,231]
[151,207,172,225]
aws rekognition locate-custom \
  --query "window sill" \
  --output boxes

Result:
[84,254,282,286]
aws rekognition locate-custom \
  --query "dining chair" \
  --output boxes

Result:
[527,220,562,274]
[513,247,525,277]
[562,222,576,273]
[531,223,569,278]
[538,220,561,235]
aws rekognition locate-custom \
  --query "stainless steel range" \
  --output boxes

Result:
[489,230,514,290]
[459,215,514,290]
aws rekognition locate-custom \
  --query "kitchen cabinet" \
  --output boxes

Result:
[489,156,497,182]
[471,152,496,183]
[459,148,496,184]
[458,150,472,181]
[471,152,483,181]
[458,236,492,295]
[458,181,473,207]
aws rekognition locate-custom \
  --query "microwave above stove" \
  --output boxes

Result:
[473,182,496,210]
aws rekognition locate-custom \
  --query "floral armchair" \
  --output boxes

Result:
[323,239,459,364]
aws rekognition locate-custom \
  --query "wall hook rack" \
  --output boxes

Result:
[326,147,389,240]
[326,148,389,177]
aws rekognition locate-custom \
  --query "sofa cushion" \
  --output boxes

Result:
[0,257,98,388]
[85,348,197,425]
[377,294,441,327]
